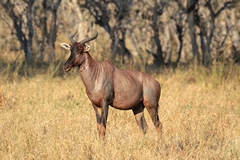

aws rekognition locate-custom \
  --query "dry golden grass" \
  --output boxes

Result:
[0,65,240,160]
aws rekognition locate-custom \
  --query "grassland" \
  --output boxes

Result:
[0,63,240,160]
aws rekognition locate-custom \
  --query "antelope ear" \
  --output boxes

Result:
[60,43,71,50]
[85,45,90,51]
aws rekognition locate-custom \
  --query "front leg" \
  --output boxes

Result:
[92,100,109,139]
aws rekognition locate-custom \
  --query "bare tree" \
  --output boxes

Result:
[80,0,132,63]
[143,0,165,66]
[1,0,35,64]
[172,0,235,66]
[33,0,62,62]
[171,0,187,64]
[0,0,62,63]
[202,0,233,65]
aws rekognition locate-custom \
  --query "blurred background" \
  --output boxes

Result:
[0,0,239,76]
[1,1,240,159]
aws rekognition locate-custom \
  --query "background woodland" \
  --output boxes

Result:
[0,0,239,72]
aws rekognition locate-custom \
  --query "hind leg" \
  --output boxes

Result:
[132,103,148,134]
[144,101,162,136]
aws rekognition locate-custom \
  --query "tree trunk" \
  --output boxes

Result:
[48,0,62,62]
[187,11,199,62]
[187,0,200,62]
[152,4,164,66]
[25,0,34,64]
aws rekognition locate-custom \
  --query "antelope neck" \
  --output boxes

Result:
[79,53,101,88]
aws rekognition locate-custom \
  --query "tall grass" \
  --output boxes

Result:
[0,62,240,159]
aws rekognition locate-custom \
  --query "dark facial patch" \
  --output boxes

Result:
[64,43,85,71]
[69,45,77,61]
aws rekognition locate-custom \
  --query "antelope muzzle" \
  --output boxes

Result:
[64,63,72,72]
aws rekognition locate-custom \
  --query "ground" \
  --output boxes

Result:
[0,65,240,159]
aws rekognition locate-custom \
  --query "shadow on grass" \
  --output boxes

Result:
[0,60,70,81]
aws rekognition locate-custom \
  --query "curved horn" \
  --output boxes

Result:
[69,31,77,43]
[80,32,98,44]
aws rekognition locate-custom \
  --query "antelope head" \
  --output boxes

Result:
[60,31,98,71]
